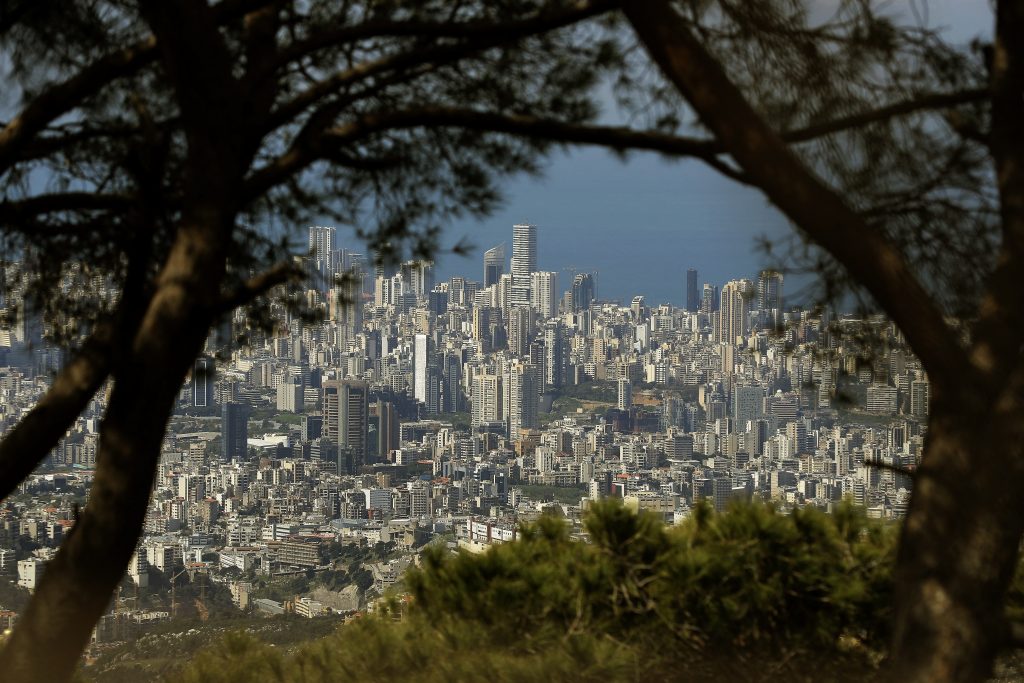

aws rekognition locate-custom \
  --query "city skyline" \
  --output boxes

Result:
[0,0,1005,679]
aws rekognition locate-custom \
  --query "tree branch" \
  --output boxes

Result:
[245,107,731,199]
[263,0,618,83]
[0,193,134,218]
[0,0,277,174]
[780,89,989,145]
[263,0,617,135]
[248,86,990,204]
[0,37,157,173]
[970,1,1024,382]
[0,323,113,502]
[218,260,304,313]
[622,0,973,389]
[864,459,916,478]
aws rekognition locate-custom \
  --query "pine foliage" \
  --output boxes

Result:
[175,501,898,682]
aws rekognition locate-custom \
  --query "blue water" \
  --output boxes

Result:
[408,147,794,306]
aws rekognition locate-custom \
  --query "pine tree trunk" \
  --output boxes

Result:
[0,224,227,683]
[889,391,1024,681]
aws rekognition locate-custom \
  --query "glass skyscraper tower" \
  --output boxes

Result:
[511,223,536,307]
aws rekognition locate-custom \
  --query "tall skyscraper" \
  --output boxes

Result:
[757,270,784,329]
[344,251,367,294]
[617,378,632,410]
[442,352,463,413]
[193,356,215,408]
[309,225,337,291]
[531,271,558,319]
[511,223,537,307]
[276,381,303,412]
[329,272,362,351]
[686,268,699,312]
[323,380,341,443]
[401,260,433,299]
[483,244,505,288]
[571,272,596,311]
[413,334,433,404]
[221,402,250,461]
[374,400,401,461]
[507,306,533,357]
[717,279,753,345]
[542,321,567,390]
[472,371,503,430]
[508,361,540,441]
[700,283,719,315]
[910,379,930,417]
[324,379,369,473]
[309,225,336,262]
[472,306,496,351]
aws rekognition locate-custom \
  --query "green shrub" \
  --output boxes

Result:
[174,501,898,682]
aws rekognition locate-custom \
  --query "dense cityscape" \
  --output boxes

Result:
[0,222,927,663]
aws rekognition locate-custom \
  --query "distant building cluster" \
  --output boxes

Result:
[0,222,929,641]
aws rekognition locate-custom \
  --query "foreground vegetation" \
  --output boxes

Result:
[171,502,901,682]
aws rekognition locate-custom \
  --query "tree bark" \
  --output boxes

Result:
[620,1,1024,680]
[620,0,968,387]
[889,388,1024,681]
[0,216,230,682]
[0,323,113,500]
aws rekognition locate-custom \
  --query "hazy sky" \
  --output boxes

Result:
[406,0,995,306]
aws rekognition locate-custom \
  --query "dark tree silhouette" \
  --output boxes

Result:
[618,2,1020,681]
[0,2,626,679]
[0,1,1015,682]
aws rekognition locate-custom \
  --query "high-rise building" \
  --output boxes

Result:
[717,279,753,345]
[193,356,215,408]
[448,276,466,306]
[276,381,303,412]
[910,378,930,417]
[427,287,449,317]
[507,306,533,357]
[344,251,367,294]
[700,283,719,315]
[483,244,505,288]
[221,402,250,461]
[630,295,646,321]
[309,226,337,291]
[374,400,401,461]
[686,268,699,312]
[511,223,537,307]
[617,378,632,410]
[542,321,567,390]
[472,372,503,430]
[571,272,596,311]
[400,260,433,299]
[508,362,540,441]
[301,414,323,441]
[757,270,784,329]
[866,384,898,415]
[324,379,368,473]
[330,272,363,351]
[531,271,558,319]
[786,421,808,454]
[443,352,464,413]
[733,385,764,429]
[413,334,433,406]
[323,380,341,443]
[472,306,496,352]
